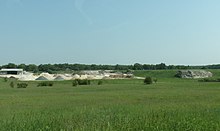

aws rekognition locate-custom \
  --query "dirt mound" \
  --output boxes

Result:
[54,76,65,81]
[40,73,54,80]
[35,76,48,81]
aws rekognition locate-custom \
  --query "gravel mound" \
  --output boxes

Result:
[35,76,48,81]
[175,70,213,79]
[54,76,65,81]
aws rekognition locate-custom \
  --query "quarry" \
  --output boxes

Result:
[0,68,214,81]
[0,69,135,81]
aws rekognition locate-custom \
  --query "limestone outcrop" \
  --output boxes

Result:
[175,70,213,79]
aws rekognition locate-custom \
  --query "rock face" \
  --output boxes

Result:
[175,70,213,79]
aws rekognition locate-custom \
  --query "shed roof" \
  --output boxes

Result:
[0,69,23,72]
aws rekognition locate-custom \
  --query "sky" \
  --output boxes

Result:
[0,0,220,65]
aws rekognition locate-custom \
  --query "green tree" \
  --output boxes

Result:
[26,64,38,72]
[133,63,143,70]
[17,64,26,70]
[3,63,17,68]
[155,63,166,70]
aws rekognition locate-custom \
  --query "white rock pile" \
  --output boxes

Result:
[175,70,213,79]
[0,70,135,81]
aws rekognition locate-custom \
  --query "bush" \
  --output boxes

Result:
[17,83,28,88]
[3,77,7,82]
[98,80,103,85]
[72,80,78,86]
[48,82,53,86]
[144,77,153,84]
[88,80,91,85]
[76,79,91,85]
[198,78,220,82]
[153,78,158,83]
[37,82,53,87]
[10,82,14,88]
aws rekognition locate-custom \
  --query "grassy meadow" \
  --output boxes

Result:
[1,70,220,130]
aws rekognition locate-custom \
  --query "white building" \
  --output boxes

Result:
[0,69,24,75]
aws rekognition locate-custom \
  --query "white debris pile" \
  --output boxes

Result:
[39,73,54,80]
[72,74,80,79]
[19,72,37,81]
[0,70,135,81]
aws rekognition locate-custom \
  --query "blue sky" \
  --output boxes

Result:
[0,0,220,65]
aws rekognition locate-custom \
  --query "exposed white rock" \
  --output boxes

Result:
[0,70,135,81]
[175,70,213,79]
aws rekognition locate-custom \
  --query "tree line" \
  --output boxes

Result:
[0,63,219,73]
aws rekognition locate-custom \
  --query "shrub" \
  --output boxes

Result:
[76,79,91,85]
[48,82,53,86]
[144,77,153,84]
[3,77,7,82]
[72,80,78,86]
[88,80,91,85]
[98,80,103,85]
[37,82,53,87]
[153,78,158,83]
[198,78,220,82]
[10,82,14,88]
[17,83,28,88]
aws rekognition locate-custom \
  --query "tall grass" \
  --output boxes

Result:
[1,107,219,130]
[0,70,220,130]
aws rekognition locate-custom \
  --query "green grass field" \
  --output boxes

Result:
[1,70,220,130]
